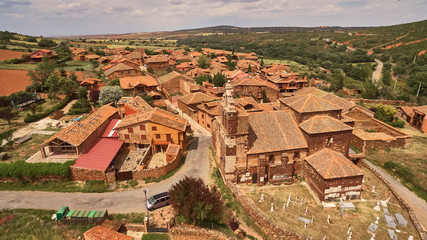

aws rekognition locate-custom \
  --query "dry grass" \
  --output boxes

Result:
[2,134,54,162]
[239,166,420,240]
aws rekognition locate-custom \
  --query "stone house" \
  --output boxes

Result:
[260,64,290,78]
[196,101,222,132]
[396,106,413,123]
[237,60,260,72]
[177,92,217,119]
[114,108,189,153]
[231,75,280,102]
[117,96,153,119]
[80,78,105,91]
[119,76,158,95]
[157,71,199,99]
[104,63,142,80]
[144,55,169,71]
[410,105,427,132]
[266,71,308,93]
[304,148,364,201]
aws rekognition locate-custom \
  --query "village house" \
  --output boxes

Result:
[236,52,258,61]
[266,71,308,93]
[144,55,169,71]
[260,63,290,78]
[212,83,364,198]
[397,106,414,123]
[29,49,56,62]
[117,96,153,119]
[114,108,189,153]
[126,51,145,65]
[177,92,218,119]
[176,61,195,72]
[409,105,427,132]
[157,71,199,99]
[223,70,246,81]
[304,148,364,201]
[83,54,100,62]
[196,101,222,132]
[103,59,141,72]
[119,76,158,95]
[40,104,119,159]
[200,81,224,98]
[231,75,280,102]
[186,67,210,78]
[237,60,260,72]
[104,63,142,80]
[80,78,105,91]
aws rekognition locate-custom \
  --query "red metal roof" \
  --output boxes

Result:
[73,138,123,171]
[101,119,120,138]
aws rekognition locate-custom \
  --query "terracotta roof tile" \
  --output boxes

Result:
[292,87,328,97]
[177,92,217,105]
[157,71,193,84]
[299,115,353,134]
[197,101,222,116]
[119,76,158,89]
[83,226,134,240]
[115,108,187,131]
[145,55,169,63]
[398,106,414,116]
[104,63,141,76]
[321,93,356,112]
[231,75,279,90]
[414,105,427,115]
[305,148,364,179]
[280,94,342,113]
[235,97,263,112]
[80,78,101,86]
[42,105,118,147]
[353,129,397,141]
[247,110,308,154]
[118,96,153,115]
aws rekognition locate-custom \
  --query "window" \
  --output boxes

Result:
[156,134,161,139]
[124,134,130,139]
[141,135,147,140]
[140,125,145,130]
[293,151,300,160]
[268,155,274,163]
[152,126,157,131]
[166,134,171,141]
[128,128,133,133]
[207,124,211,129]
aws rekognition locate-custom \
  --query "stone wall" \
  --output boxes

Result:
[170,224,230,240]
[354,98,417,107]
[132,154,182,180]
[361,160,426,239]
[70,166,107,181]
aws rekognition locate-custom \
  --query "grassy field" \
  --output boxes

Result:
[2,134,53,162]
[0,180,110,193]
[366,135,427,201]
[262,58,312,74]
[241,166,420,240]
[0,62,37,70]
[0,209,64,240]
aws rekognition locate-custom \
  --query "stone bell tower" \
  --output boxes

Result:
[221,82,238,175]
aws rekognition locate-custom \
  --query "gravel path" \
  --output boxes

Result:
[372,59,383,84]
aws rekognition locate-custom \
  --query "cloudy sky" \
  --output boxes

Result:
[0,0,426,36]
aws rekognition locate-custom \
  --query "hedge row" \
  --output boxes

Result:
[0,160,75,179]
[24,96,72,123]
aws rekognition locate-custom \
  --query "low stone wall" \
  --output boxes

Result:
[228,183,312,240]
[170,224,230,240]
[124,223,145,232]
[70,166,107,181]
[361,160,426,239]
[133,155,182,180]
[354,98,417,107]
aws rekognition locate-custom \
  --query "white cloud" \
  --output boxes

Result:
[310,4,344,16]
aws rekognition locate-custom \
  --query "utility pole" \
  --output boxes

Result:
[416,82,422,98]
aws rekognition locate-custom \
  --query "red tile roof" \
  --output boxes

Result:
[83,226,134,240]
[101,119,120,138]
[247,110,308,154]
[299,115,353,134]
[305,148,364,179]
[115,108,187,132]
[178,92,217,105]
[280,94,342,113]
[119,76,158,89]
[73,137,123,171]
[231,75,279,90]
[42,105,118,147]
[80,78,101,86]
[414,105,427,115]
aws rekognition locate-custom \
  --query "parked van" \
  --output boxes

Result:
[146,192,170,211]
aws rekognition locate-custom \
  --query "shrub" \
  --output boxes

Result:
[24,96,71,123]
[387,119,405,128]
[0,160,74,179]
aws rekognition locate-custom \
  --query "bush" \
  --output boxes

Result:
[24,96,71,123]
[387,119,405,128]
[0,160,74,179]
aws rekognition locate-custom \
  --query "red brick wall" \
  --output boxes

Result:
[351,134,407,152]
[132,154,181,180]
[303,130,353,156]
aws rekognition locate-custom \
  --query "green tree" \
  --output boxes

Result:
[197,55,210,69]
[27,58,56,86]
[45,73,61,100]
[247,64,252,73]
[260,59,264,67]
[261,90,269,103]
[195,74,212,85]
[98,86,123,105]
[147,66,154,74]
[374,104,397,123]
[381,70,392,86]
[24,36,37,42]
[212,72,227,87]
[331,69,345,91]
[408,72,427,97]
[0,106,15,127]
[361,80,379,99]
[77,87,88,100]
[169,177,224,225]
[37,38,57,48]
[59,77,77,95]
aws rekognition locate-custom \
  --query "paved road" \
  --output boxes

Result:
[372,59,383,84]
[0,133,212,213]
[364,160,427,231]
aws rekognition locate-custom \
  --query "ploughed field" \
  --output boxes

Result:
[0,69,31,96]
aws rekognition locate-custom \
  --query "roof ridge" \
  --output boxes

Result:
[323,149,335,178]
[273,112,290,149]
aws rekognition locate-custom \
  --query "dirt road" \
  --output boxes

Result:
[372,59,383,84]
